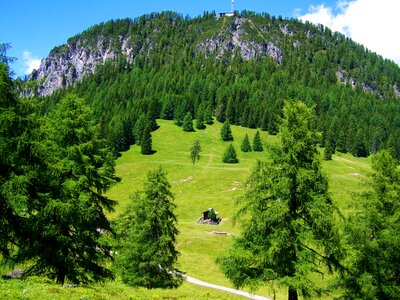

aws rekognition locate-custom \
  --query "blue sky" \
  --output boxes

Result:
[1,0,399,78]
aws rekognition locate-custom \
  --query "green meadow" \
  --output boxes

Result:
[1,119,372,299]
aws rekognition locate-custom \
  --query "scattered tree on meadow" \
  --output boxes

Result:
[240,134,252,152]
[190,140,202,165]
[141,123,153,154]
[340,150,400,299]
[182,112,194,132]
[115,167,182,289]
[217,101,342,300]
[252,130,263,152]
[221,120,234,141]
[222,144,239,164]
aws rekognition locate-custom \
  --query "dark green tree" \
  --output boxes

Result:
[190,140,202,165]
[141,124,153,155]
[217,101,342,300]
[133,113,147,146]
[252,130,263,152]
[323,140,334,160]
[182,112,194,132]
[222,144,239,164]
[0,61,35,258]
[340,150,400,299]
[221,120,234,141]
[204,104,214,125]
[115,167,182,289]
[240,134,252,152]
[18,94,118,285]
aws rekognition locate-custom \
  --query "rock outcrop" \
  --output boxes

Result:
[197,17,282,63]
[29,35,143,96]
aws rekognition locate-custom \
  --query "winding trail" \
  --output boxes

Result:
[185,275,271,300]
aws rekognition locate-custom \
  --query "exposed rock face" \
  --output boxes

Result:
[336,70,382,97]
[30,35,141,96]
[197,17,282,64]
[31,17,283,96]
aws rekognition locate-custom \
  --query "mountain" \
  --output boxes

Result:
[27,11,400,158]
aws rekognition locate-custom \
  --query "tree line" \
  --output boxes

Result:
[36,10,400,160]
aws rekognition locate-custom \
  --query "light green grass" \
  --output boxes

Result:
[1,119,371,299]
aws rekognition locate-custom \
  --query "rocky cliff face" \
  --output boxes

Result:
[29,35,140,96]
[197,17,282,63]
[29,17,283,97]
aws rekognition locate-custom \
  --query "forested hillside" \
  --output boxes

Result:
[26,11,400,159]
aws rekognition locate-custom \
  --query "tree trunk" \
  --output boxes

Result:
[288,286,298,300]
[57,272,65,286]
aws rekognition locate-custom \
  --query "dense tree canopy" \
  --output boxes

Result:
[36,11,400,159]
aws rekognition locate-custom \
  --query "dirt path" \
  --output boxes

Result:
[185,275,271,300]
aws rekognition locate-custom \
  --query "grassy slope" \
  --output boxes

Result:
[0,119,371,300]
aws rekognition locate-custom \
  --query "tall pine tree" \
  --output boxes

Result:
[217,101,342,300]
[18,94,118,285]
[115,167,182,289]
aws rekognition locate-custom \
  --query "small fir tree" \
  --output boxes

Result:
[204,105,214,125]
[133,114,147,146]
[223,144,239,164]
[190,140,202,165]
[141,124,153,155]
[240,134,252,152]
[252,130,263,152]
[115,167,182,289]
[182,112,194,132]
[221,120,234,141]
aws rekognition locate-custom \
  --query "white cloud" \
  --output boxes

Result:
[22,51,41,75]
[298,0,400,65]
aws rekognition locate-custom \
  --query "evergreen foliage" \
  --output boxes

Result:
[252,130,263,152]
[222,144,239,164]
[115,167,182,289]
[220,120,233,141]
[0,61,35,258]
[340,150,400,299]
[182,112,194,132]
[217,101,342,300]
[140,124,153,155]
[240,134,252,152]
[14,94,117,285]
[190,140,202,165]
[133,113,148,146]
[39,12,400,158]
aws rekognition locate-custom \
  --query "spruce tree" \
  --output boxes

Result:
[204,104,214,125]
[182,112,194,132]
[115,167,182,289]
[17,94,118,285]
[240,134,252,152]
[252,130,263,152]
[221,120,234,141]
[0,60,35,258]
[141,124,153,155]
[133,113,147,146]
[217,101,342,300]
[222,144,239,164]
[340,150,400,299]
